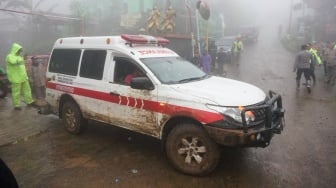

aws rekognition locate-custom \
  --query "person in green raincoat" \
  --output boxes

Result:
[5,43,35,110]
[232,35,244,65]
[307,42,322,84]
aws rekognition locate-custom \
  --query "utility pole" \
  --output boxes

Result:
[185,0,195,57]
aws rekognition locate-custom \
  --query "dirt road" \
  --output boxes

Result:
[1,26,336,188]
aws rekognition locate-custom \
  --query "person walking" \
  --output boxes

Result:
[31,56,46,100]
[5,43,35,110]
[307,42,322,84]
[208,41,217,73]
[324,42,336,85]
[216,47,226,76]
[293,44,313,92]
[201,50,212,74]
[232,35,244,65]
[321,42,328,76]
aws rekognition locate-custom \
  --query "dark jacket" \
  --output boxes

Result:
[216,51,226,63]
[294,50,312,70]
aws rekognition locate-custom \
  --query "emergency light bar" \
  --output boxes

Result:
[121,34,169,46]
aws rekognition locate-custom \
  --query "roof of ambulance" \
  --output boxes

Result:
[53,36,178,58]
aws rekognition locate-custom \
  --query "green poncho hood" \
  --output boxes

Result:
[5,43,28,83]
[9,43,23,55]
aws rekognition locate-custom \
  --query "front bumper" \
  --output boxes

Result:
[205,91,285,148]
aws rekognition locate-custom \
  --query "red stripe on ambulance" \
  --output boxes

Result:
[47,82,223,124]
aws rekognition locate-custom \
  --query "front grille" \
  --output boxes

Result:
[244,101,268,127]
[221,104,268,129]
[251,107,267,122]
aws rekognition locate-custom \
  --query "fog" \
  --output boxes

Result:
[0,0,323,65]
[211,0,292,25]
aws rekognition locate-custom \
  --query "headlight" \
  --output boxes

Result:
[206,104,255,125]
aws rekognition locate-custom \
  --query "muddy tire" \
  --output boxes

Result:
[165,123,220,176]
[61,101,86,134]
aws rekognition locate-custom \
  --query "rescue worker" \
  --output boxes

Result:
[232,35,244,65]
[324,42,336,85]
[293,44,313,91]
[5,43,35,110]
[307,42,322,84]
[321,42,328,75]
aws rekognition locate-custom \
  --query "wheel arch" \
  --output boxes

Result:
[161,116,203,150]
[58,94,82,119]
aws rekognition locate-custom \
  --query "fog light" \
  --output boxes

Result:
[245,110,255,124]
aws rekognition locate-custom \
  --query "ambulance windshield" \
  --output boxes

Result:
[141,57,208,84]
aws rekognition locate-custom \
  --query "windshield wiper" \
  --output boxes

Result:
[178,75,208,83]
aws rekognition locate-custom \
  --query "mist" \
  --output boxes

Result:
[0,0,331,65]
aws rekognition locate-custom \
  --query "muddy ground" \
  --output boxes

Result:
[1,26,336,188]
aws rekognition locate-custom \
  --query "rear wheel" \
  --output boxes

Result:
[165,123,220,176]
[61,101,86,134]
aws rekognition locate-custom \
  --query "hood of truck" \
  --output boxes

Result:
[170,76,266,106]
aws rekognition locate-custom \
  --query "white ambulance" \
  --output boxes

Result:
[45,34,285,176]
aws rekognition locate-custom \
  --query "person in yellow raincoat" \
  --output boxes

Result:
[232,35,244,65]
[6,43,35,110]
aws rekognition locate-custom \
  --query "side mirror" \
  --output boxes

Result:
[130,77,154,90]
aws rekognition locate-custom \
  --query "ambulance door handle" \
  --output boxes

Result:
[109,92,120,96]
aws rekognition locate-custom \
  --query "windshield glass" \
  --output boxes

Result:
[216,38,234,46]
[215,37,235,51]
[141,57,208,84]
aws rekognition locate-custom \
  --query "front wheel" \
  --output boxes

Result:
[61,101,86,134]
[165,123,220,176]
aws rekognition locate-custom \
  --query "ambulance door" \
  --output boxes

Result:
[75,49,110,121]
[107,56,160,137]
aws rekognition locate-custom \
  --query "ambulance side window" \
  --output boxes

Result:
[49,49,81,75]
[80,50,106,80]
[114,57,143,85]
